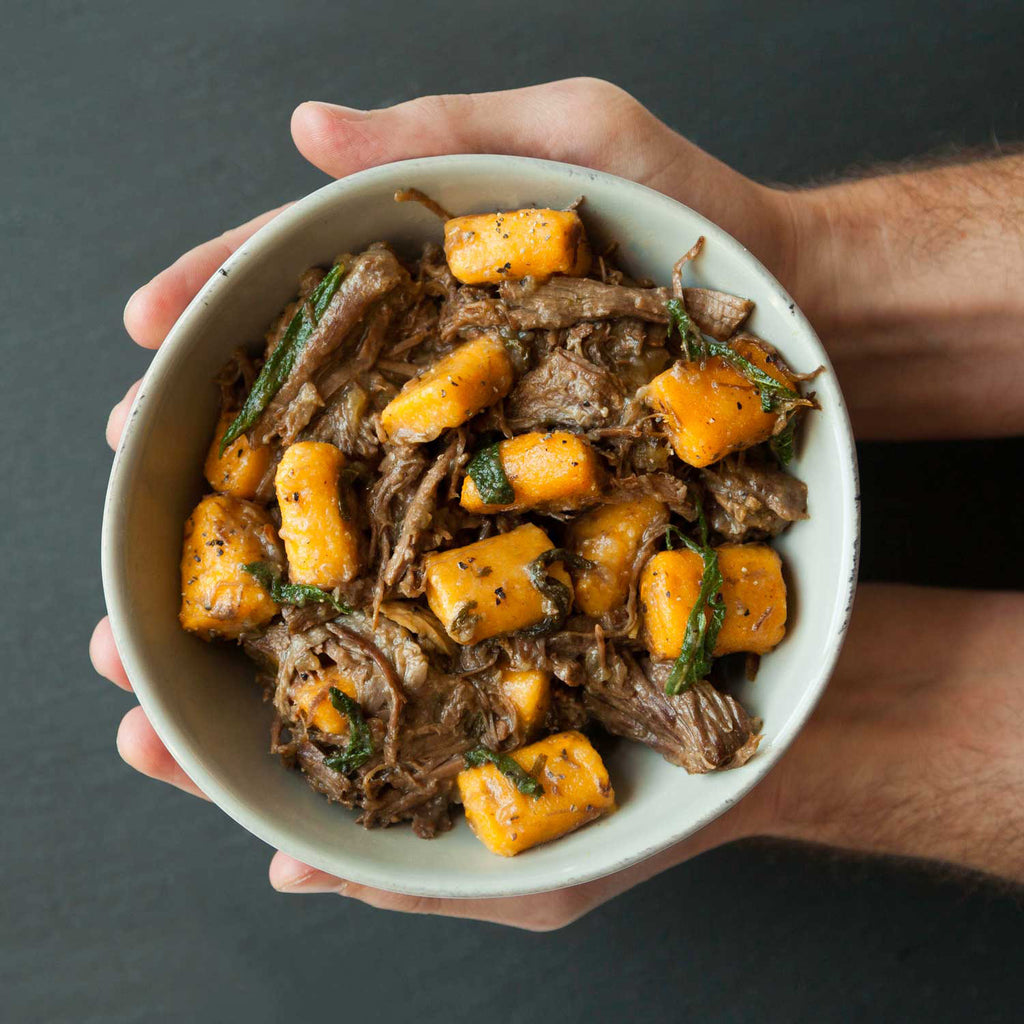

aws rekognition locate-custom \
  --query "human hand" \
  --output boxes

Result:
[107,78,1024,446]
[264,584,1024,912]
[92,582,1024,928]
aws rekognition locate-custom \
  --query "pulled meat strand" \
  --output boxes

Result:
[583,647,761,773]
[373,433,466,617]
[671,236,706,298]
[393,187,454,222]
[702,452,808,542]
[326,622,407,766]
[252,246,408,444]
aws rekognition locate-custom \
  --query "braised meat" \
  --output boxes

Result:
[178,203,815,854]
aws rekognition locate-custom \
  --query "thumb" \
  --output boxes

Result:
[291,77,678,186]
[289,78,783,268]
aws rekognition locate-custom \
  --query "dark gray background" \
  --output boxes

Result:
[2,1,1021,1021]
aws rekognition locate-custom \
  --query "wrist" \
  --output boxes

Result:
[735,586,1024,884]
[782,157,1024,330]
[770,158,1024,438]
[773,179,883,332]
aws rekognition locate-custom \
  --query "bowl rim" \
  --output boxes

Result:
[102,153,860,898]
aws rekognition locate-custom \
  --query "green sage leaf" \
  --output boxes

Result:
[219,261,347,453]
[323,687,374,773]
[664,498,727,696]
[466,442,515,505]
[666,296,799,413]
[242,561,351,614]
[464,746,544,797]
[770,417,797,464]
[522,548,595,637]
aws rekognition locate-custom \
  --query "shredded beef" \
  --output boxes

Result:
[499,276,672,328]
[582,647,761,773]
[252,246,409,444]
[702,453,809,541]
[605,473,696,520]
[682,288,754,340]
[505,348,625,431]
[302,380,381,458]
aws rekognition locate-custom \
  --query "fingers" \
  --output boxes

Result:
[267,851,593,930]
[268,804,744,930]
[90,617,132,691]
[105,379,142,450]
[291,78,666,186]
[93,621,209,802]
[123,203,290,350]
[116,706,208,801]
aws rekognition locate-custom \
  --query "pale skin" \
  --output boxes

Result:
[91,79,1024,929]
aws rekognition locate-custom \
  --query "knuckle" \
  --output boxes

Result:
[522,892,581,931]
[542,78,645,143]
[408,93,471,148]
[558,76,636,108]
[337,118,391,167]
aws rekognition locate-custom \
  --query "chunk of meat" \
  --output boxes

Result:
[681,288,754,340]
[295,740,459,838]
[311,289,409,407]
[374,433,466,611]
[505,349,625,431]
[604,473,696,521]
[582,647,761,773]
[702,453,808,541]
[499,276,671,329]
[302,380,380,459]
[499,278,751,335]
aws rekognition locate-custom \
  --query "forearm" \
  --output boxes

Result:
[781,155,1024,440]
[746,585,1024,884]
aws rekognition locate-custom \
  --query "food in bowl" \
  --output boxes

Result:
[178,196,816,857]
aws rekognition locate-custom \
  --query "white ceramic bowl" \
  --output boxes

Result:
[102,155,859,898]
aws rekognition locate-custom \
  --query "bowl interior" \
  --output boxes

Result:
[102,155,858,897]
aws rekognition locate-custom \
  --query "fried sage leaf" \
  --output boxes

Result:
[665,296,705,362]
[219,261,347,453]
[323,687,375,773]
[666,297,800,413]
[664,499,726,696]
[466,442,515,505]
[242,561,351,614]
[463,746,544,797]
[770,417,797,464]
[522,548,596,637]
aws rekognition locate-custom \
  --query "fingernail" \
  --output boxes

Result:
[270,853,344,894]
[106,397,126,446]
[123,284,153,335]
[299,100,371,121]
